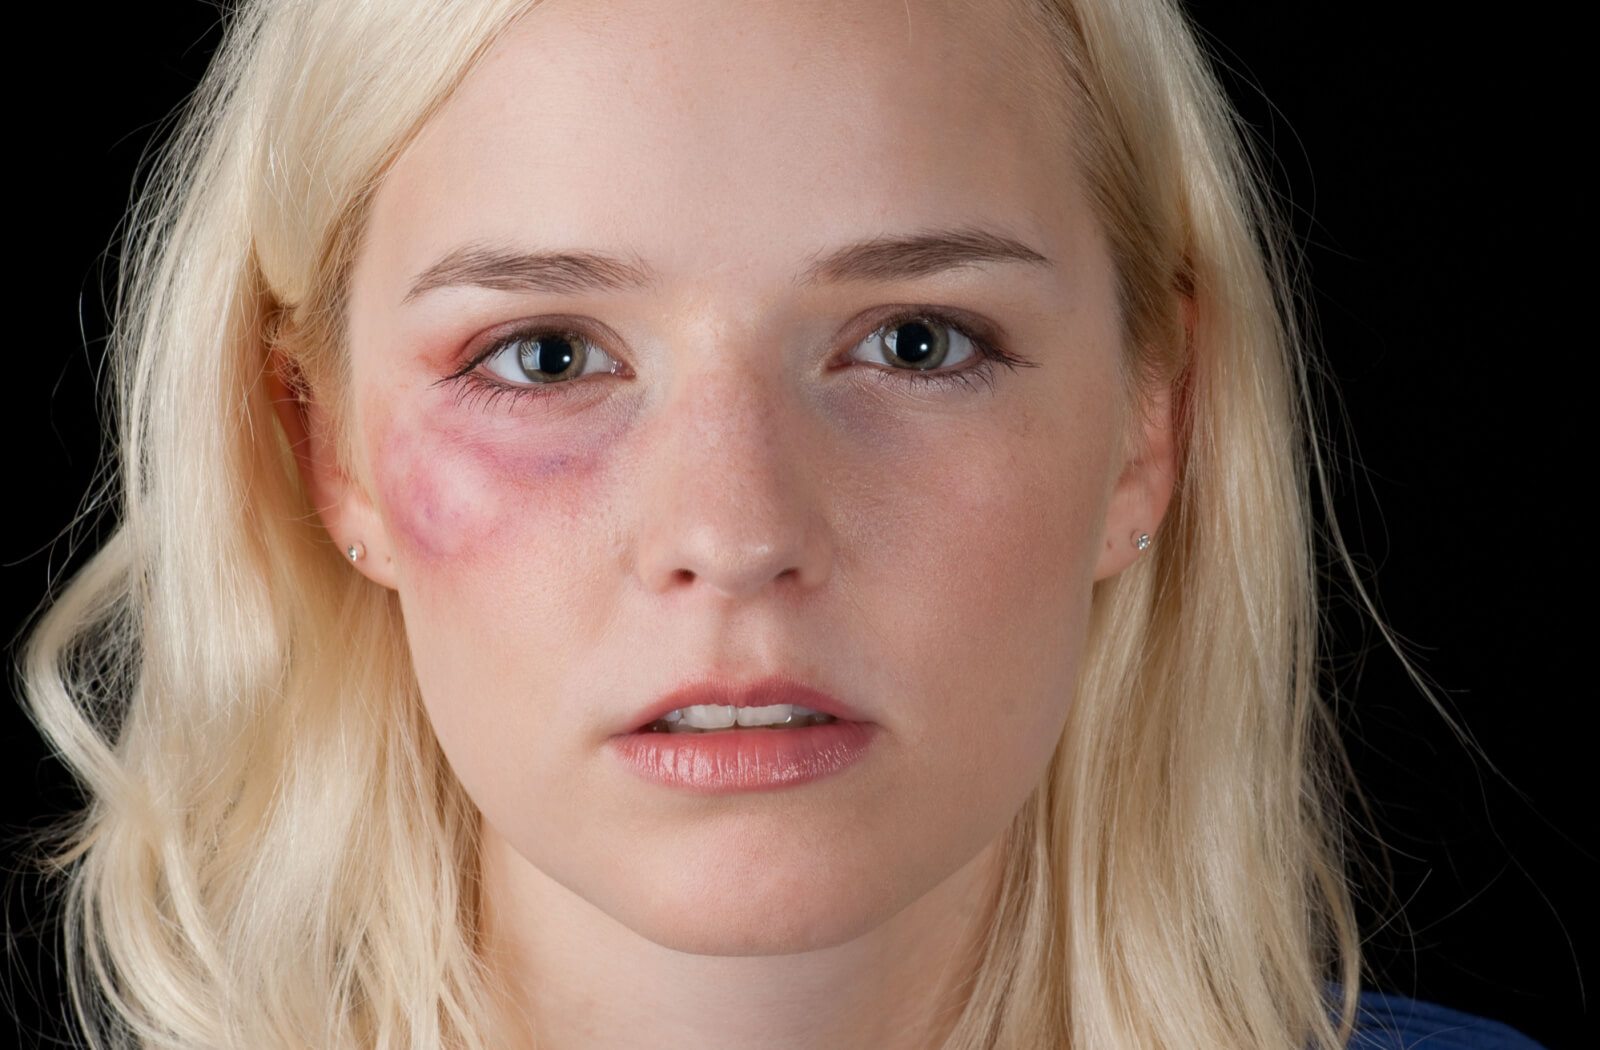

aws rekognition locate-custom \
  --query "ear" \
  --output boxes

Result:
[267,353,399,589]
[1093,373,1179,581]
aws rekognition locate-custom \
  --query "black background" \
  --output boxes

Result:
[3,3,1592,1047]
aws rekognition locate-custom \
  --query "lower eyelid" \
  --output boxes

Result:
[884,352,983,377]
[884,359,998,390]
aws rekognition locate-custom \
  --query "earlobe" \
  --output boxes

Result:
[266,353,399,589]
[1093,379,1178,581]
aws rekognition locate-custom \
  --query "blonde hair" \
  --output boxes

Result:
[21,0,1359,1047]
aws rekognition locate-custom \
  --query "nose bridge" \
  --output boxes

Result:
[635,357,830,599]
[678,358,775,460]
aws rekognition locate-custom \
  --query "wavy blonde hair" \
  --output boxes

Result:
[21,0,1360,1047]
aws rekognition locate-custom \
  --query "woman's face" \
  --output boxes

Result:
[326,0,1171,955]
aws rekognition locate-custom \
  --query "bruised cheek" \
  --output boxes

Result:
[371,405,618,571]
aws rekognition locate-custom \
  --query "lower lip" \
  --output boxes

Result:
[609,721,876,793]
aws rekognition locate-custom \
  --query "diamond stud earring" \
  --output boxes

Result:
[1133,531,1152,552]
[346,541,367,563]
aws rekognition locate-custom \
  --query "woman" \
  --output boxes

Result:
[14,0,1551,1047]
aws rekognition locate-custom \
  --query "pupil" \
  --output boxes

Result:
[895,322,935,364]
[519,334,582,379]
[888,321,946,368]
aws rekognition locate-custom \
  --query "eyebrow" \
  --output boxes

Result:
[402,227,1049,302]
[403,245,652,301]
[798,228,1050,284]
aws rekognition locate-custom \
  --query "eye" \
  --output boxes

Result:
[479,329,620,385]
[850,317,978,372]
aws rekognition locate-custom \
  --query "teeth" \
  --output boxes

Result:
[737,704,792,726]
[645,704,835,733]
[679,704,737,730]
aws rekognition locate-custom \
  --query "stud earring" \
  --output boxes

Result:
[346,541,366,563]
[1132,531,1152,552]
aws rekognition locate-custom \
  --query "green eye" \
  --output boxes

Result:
[882,320,947,369]
[516,333,586,381]
[480,330,617,385]
[854,317,976,372]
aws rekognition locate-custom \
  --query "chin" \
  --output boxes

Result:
[597,827,912,957]
[623,891,892,958]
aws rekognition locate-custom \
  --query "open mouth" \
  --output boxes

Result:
[641,704,838,733]
[615,678,873,791]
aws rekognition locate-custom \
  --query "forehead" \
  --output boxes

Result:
[365,0,1079,283]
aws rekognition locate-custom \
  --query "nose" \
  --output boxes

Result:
[633,366,833,600]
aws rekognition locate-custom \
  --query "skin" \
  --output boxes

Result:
[284,0,1176,1046]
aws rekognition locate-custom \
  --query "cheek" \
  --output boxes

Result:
[871,421,1107,642]
[372,407,615,566]
[368,403,630,708]
[848,400,1116,756]
[367,403,631,792]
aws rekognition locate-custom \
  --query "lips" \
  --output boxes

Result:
[611,675,877,793]
[623,675,867,734]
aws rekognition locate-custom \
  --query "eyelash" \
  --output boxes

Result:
[439,308,1030,410]
[448,375,563,414]
[439,321,616,412]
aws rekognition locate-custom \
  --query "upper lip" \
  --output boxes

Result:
[624,674,867,733]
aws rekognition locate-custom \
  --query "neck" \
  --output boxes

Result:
[478,826,1005,1050]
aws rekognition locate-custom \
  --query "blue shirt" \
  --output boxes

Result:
[1349,991,1549,1049]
